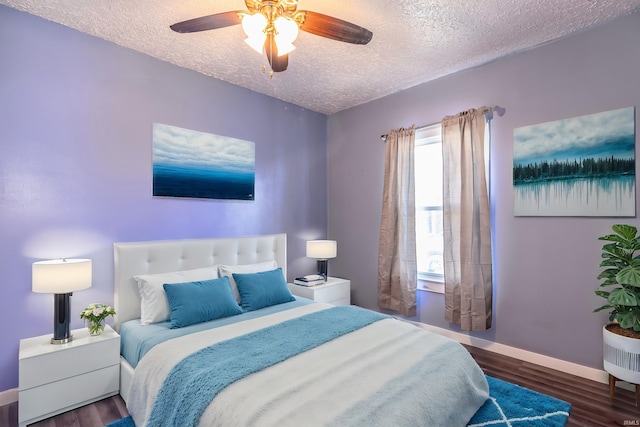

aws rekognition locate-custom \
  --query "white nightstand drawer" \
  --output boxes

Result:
[289,277,351,305]
[313,284,350,303]
[19,364,119,424]
[20,336,119,389]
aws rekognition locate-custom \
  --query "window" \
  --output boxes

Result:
[415,124,444,285]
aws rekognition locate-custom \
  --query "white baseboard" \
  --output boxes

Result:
[0,388,17,406]
[412,322,634,391]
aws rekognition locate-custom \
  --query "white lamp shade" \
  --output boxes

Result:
[242,13,267,37]
[306,240,337,259]
[32,259,92,293]
[245,33,267,54]
[274,16,298,56]
[274,37,296,56]
[242,13,268,53]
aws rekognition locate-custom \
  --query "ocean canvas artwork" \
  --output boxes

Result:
[153,123,255,200]
[513,107,635,216]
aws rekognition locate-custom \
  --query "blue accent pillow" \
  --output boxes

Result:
[232,268,295,311]
[163,277,242,328]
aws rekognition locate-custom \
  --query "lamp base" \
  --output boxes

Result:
[51,293,73,345]
[51,335,73,345]
[316,259,328,281]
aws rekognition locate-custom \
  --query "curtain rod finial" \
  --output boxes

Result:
[492,105,506,117]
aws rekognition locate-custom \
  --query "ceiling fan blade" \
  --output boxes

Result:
[299,11,373,45]
[265,34,289,72]
[170,11,242,33]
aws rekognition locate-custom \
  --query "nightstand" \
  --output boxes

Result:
[18,325,120,427]
[288,276,351,305]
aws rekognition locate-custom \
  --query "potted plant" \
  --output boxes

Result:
[595,224,640,388]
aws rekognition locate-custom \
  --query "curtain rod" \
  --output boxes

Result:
[380,105,499,141]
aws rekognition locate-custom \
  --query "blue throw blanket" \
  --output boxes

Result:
[147,306,387,427]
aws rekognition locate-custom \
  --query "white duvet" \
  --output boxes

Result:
[128,304,489,427]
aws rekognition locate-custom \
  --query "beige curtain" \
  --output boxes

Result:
[378,127,417,317]
[442,109,492,331]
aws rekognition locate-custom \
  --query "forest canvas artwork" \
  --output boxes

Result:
[152,123,255,201]
[513,107,635,216]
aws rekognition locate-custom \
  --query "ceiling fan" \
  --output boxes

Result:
[170,0,373,73]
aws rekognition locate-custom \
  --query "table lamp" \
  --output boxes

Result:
[306,240,337,281]
[32,258,92,344]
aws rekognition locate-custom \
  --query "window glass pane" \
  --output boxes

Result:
[415,143,442,206]
[415,131,444,279]
[416,208,443,276]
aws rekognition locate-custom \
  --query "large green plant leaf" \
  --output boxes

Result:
[616,311,640,331]
[599,235,636,250]
[602,244,634,262]
[608,288,640,306]
[612,224,638,240]
[599,233,626,243]
[616,265,640,287]
[594,305,612,313]
[597,268,618,280]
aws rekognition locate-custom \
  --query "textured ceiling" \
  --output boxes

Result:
[2,0,640,114]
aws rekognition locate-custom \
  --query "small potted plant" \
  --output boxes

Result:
[80,303,116,336]
[594,224,640,386]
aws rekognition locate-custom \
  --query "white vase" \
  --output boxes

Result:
[603,324,640,384]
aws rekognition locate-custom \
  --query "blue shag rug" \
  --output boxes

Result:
[468,376,571,427]
[107,375,571,427]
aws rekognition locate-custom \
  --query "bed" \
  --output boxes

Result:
[114,233,489,426]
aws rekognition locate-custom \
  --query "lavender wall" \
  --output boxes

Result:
[0,6,327,392]
[328,13,640,370]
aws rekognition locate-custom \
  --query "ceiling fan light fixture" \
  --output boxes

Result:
[274,16,299,56]
[170,1,373,73]
[245,33,267,53]
[274,38,295,56]
[242,13,268,53]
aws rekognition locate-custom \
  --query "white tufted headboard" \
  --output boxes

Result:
[113,234,287,331]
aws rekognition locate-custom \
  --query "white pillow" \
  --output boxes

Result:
[134,266,219,325]
[218,260,278,303]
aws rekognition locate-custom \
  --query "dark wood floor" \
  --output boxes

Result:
[0,392,128,427]
[466,345,640,427]
[2,345,639,426]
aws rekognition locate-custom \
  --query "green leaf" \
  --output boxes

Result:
[594,304,613,313]
[612,224,638,240]
[597,269,618,280]
[616,265,640,287]
[599,282,617,289]
[595,290,610,299]
[601,242,620,253]
[608,288,639,306]
[605,245,633,262]
[599,233,627,243]
[616,311,640,331]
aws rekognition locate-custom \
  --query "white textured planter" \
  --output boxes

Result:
[603,324,640,384]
